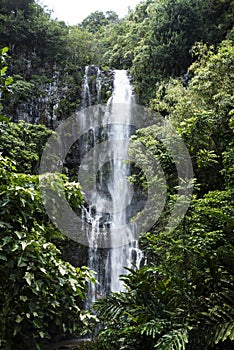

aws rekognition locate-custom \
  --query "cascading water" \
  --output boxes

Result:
[80,67,143,307]
[106,70,144,292]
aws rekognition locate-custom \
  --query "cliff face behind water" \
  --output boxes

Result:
[3,59,113,129]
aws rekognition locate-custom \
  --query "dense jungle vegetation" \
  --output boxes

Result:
[0,0,233,349]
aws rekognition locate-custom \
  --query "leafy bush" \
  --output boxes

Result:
[0,121,52,173]
[0,155,97,349]
[95,189,234,349]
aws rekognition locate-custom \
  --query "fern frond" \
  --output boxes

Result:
[197,289,234,347]
[138,319,169,338]
[94,291,138,322]
[154,328,189,350]
[214,321,234,344]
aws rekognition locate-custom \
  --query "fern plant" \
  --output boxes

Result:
[154,328,189,350]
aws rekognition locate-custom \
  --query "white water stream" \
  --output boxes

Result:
[81,67,143,307]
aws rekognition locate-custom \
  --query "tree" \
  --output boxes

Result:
[81,11,118,33]
[0,0,34,17]
[101,0,234,104]
[150,40,234,193]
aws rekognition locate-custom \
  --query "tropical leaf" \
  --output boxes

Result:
[154,328,189,350]
[138,319,168,338]
[214,321,234,344]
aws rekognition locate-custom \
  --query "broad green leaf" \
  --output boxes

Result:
[24,272,34,286]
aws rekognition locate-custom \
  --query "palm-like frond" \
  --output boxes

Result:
[138,319,169,338]
[195,287,234,347]
[214,321,234,344]
[154,328,189,350]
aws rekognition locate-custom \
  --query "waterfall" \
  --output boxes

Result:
[81,65,104,108]
[80,67,143,307]
[106,70,143,292]
[82,66,92,108]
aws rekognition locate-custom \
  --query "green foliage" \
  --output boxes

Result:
[1,0,234,114]
[0,121,52,173]
[95,189,234,349]
[66,27,96,66]
[150,40,234,193]
[81,11,119,33]
[0,0,234,348]
[0,47,13,89]
[0,0,34,16]
[0,47,13,119]
[154,328,189,350]
[97,20,134,69]
[0,155,97,349]
[96,0,234,103]
[0,1,100,122]
[94,39,234,350]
